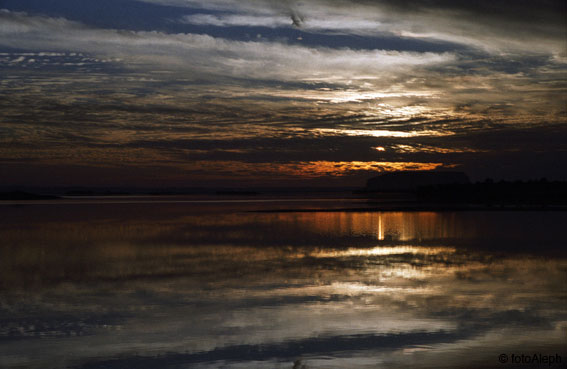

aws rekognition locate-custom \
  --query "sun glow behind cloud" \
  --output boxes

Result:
[313,128,452,138]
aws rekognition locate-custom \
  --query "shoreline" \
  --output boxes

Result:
[251,203,567,213]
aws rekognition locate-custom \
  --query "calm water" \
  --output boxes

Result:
[0,198,566,368]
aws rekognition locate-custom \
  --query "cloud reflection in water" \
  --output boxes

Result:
[0,203,565,368]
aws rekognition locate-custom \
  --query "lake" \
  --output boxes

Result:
[1,197,566,368]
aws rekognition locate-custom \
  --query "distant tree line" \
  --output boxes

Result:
[416,178,567,205]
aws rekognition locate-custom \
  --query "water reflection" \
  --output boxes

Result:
[0,203,565,368]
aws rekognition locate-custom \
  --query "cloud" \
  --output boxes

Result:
[181,13,292,28]
[0,4,565,185]
[1,9,563,118]
[0,9,454,83]
[144,0,566,56]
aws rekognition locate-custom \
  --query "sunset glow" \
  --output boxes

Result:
[0,1,565,186]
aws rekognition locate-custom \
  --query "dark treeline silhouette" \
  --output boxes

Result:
[0,191,60,201]
[416,179,567,205]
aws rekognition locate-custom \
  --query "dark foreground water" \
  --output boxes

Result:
[0,197,566,368]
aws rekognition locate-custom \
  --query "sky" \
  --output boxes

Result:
[0,0,566,188]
